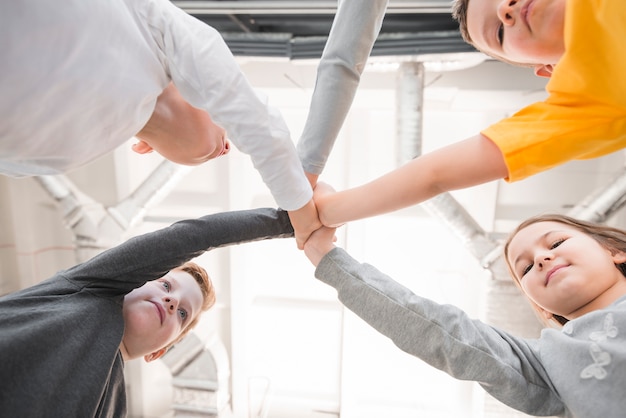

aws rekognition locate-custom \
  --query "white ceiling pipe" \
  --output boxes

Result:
[395,61,503,273]
[35,175,120,262]
[567,168,626,223]
[35,161,191,263]
[108,160,192,230]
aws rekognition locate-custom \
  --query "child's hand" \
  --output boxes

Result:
[303,226,337,267]
[288,198,322,250]
[312,182,343,227]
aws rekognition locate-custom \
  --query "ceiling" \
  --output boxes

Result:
[172,0,476,58]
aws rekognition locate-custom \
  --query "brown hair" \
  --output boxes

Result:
[503,214,626,327]
[166,261,216,349]
[452,0,472,45]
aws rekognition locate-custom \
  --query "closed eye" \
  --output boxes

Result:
[497,24,505,45]
[550,238,565,249]
[521,263,533,277]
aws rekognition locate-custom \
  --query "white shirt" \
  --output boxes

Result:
[0,0,311,210]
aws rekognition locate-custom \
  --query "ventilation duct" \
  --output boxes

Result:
[221,31,473,60]
[174,0,474,59]
[395,61,503,272]
[172,1,453,15]
[567,167,626,223]
[35,160,191,262]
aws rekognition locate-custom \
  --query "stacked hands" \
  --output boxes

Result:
[288,181,338,267]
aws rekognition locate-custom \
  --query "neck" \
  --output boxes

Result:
[118,342,130,362]
[568,280,626,320]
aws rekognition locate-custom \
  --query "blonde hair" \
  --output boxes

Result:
[503,214,626,327]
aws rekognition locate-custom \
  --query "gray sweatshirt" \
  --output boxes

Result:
[297,0,388,175]
[316,248,626,418]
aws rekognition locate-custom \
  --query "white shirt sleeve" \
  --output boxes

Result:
[146,0,312,210]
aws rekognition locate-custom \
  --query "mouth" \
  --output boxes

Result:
[545,265,566,286]
[151,301,165,324]
[521,0,533,29]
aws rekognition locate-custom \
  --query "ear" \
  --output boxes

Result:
[611,250,626,264]
[533,64,554,78]
[132,140,154,155]
[143,347,167,363]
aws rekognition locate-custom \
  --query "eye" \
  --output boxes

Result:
[162,281,171,291]
[521,263,533,277]
[177,308,188,321]
[550,238,565,249]
[497,24,504,45]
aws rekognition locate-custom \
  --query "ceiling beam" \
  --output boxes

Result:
[172,1,452,15]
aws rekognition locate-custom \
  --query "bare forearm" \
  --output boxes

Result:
[288,198,322,249]
[318,134,507,226]
[305,172,319,189]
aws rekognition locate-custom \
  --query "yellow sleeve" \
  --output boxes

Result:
[483,0,626,182]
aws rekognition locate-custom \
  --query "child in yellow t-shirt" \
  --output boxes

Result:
[299,0,626,227]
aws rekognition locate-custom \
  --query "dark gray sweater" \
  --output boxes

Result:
[0,208,293,417]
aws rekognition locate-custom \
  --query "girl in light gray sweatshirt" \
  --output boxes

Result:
[304,213,626,418]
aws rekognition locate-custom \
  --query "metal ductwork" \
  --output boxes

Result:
[172,1,453,15]
[108,160,192,231]
[395,61,504,274]
[35,174,123,262]
[35,160,191,263]
[173,0,474,59]
[567,167,626,223]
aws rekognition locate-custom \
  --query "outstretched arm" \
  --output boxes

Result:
[316,133,508,226]
[304,231,563,416]
[297,0,388,185]
[69,208,294,290]
[155,1,313,213]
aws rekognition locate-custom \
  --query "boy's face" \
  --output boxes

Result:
[506,221,626,320]
[466,0,566,69]
[121,269,204,361]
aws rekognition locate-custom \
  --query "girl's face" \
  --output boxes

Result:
[466,0,566,68]
[506,221,626,320]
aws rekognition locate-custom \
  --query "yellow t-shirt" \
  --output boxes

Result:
[482,0,626,181]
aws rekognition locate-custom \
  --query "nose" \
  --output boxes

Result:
[164,296,179,313]
[535,251,553,269]
[497,0,517,25]
[221,139,231,156]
